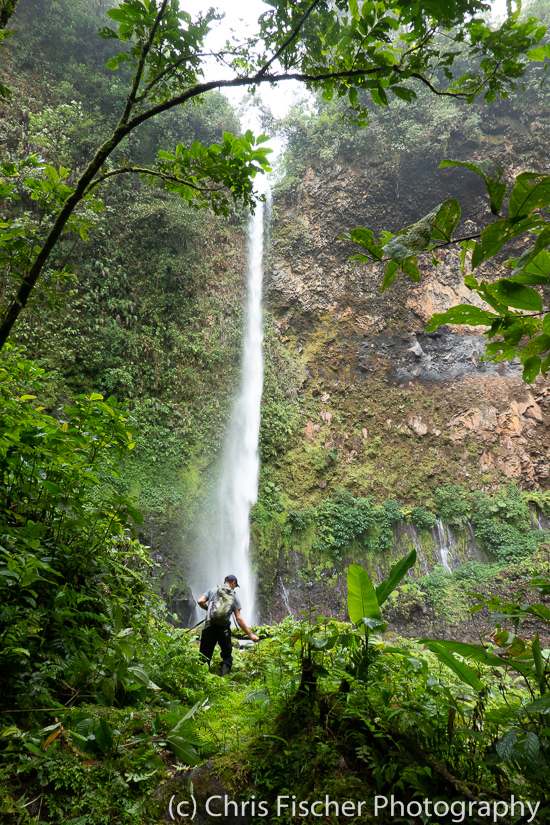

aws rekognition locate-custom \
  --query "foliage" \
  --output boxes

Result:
[1,0,548,346]
[312,489,379,561]
[344,157,550,383]
[378,499,403,551]
[348,551,416,632]
[409,505,437,531]
[259,324,302,460]
[434,483,471,526]
[0,347,160,710]
[432,483,547,562]
[245,578,550,821]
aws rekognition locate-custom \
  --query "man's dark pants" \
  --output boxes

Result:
[200,623,233,670]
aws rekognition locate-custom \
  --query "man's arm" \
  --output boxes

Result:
[197,595,208,611]
[234,609,259,642]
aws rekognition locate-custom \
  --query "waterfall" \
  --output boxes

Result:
[278,575,293,617]
[434,518,453,573]
[409,525,430,575]
[189,195,267,624]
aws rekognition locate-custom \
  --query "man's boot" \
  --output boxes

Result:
[221,663,231,677]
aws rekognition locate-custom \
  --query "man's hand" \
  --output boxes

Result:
[249,632,260,643]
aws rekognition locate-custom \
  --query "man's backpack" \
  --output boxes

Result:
[208,585,235,626]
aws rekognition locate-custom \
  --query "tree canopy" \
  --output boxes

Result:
[1,0,548,348]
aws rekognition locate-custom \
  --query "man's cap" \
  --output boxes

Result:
[224,574,239,587]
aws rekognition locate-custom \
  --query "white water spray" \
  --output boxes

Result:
[189,196,267,622]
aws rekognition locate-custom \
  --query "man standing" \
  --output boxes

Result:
[197,574,259,676]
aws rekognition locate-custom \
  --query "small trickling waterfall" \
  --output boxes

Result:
[278,575,293,617]
[409,526,430,575]
[189,195,267,623]
[433,518,454,573]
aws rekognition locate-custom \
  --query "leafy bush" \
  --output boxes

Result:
[434,484,471,527]
[409,505,437,531]
[471,485,547,564]
[378,499,403,551]
[0,348,160,707]
[312,489,378,561]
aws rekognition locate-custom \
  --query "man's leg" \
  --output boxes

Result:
[199,624,218,666]
[218,624,233,675]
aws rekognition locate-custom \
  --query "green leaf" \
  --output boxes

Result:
[171,700,201,732]
[496,729,520,761]
[510,173,550,219]
[532,634,546,694]
[94,719,113,754]
[524,693,550,714]
[524,334,550,356]
[347,564,380,626]
[426,305,498,332]
[423,641,484,691]
[492,280,543,311]
[502,321,524,346]
[527,604,550,622]
[45,166,59,185]
[339,227,384,260]
[375,549,416,606]
[418,639,503,667]
[522,356,541,383]
[472,217,541,269]
[439,158,506,215]
[166,735,199,765]
[527,44,550,61]
[508,247,550,284]
[381,260,399,292]
[391,87,416,102]
[431,199,461,243]
[107,8,131,23]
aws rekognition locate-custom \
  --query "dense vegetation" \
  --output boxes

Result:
[2,0,550,822]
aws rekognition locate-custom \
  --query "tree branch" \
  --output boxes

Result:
[84,165,223,194]
[254,0,324,82]
[119,0,170,125]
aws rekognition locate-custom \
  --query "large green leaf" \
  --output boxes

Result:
[431,199,461,243]
[166,735,200,765]
[383,203,443,262]
[508,247,550,284]
[375,549,416,606]
[381,260,399,292]
[523,356,542,383]
[491,280,543,311]
[523,334,550,357]
[439,159,506,215]
[509,173,550,219]
[418,639,503,667]
[423,641,484,691]
[338,227,384,261]
[527,604,550,622]
[426,305,498,332]
[471,217,541,269]
[347,564,380,626]
[94,718,114,754]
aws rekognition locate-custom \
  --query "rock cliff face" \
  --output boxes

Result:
[257,102,550,630]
